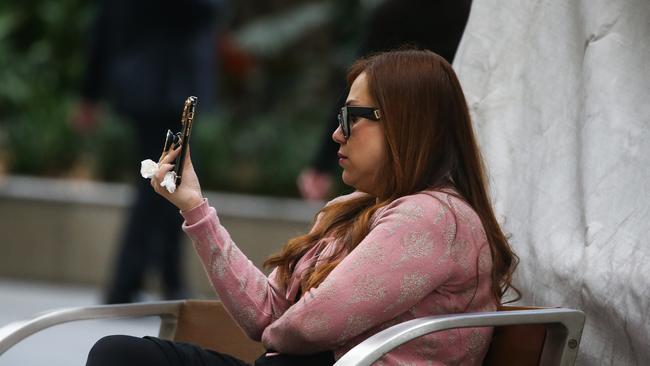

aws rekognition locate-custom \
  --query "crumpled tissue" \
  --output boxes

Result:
[140,159,159,179]
[140,159,177,193]
[160,171,177,193]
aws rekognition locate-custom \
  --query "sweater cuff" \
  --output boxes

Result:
[180,198,210,225]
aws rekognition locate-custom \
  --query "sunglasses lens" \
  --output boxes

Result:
[342,108,349,138]
[338,109,349,138]
[336,113,343,136]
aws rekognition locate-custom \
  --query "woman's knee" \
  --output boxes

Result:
[86,335,166,366]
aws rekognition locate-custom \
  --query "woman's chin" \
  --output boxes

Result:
[342,173,374,194]
[341,173,352,187]
[341,172,357,189]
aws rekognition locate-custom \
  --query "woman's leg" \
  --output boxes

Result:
[86,335,169,366]
[86,335,252,366]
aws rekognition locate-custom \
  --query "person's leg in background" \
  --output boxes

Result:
[104,112,186,303]
[160,204,186,299]
[104,178,157,303]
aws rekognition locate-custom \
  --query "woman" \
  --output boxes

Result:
[86,49,518,366]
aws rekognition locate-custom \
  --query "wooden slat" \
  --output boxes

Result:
[173,300,265,364]
[483,306,547,366]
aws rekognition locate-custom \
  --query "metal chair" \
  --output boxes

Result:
[0,300,585,365]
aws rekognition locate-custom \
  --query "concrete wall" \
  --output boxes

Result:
[0,175,322,297]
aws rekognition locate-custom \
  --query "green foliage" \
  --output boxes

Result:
[193,108,325,197]
[0,0,92,113]
[0,0,93,176]
[0,0,365,197]
[84,111,136,182]
[4,97,82,175]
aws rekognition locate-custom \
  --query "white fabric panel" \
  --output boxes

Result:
[453,1,650,365]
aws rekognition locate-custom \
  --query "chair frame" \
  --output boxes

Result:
[335,307,585,366]
[0,300,585,366]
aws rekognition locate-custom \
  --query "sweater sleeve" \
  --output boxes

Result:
[261,193,468,354]
[181,199,291,341]
[180,192,363,341]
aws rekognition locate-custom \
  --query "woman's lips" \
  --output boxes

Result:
[337,152,347,165]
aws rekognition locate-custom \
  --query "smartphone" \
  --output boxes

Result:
[161,96,197,186]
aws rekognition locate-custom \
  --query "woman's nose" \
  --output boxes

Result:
[332,125,345,143]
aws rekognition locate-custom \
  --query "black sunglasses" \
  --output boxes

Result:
[337,106,381,139]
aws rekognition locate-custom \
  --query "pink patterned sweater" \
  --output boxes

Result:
[181,190,496,365]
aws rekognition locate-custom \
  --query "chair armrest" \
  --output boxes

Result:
[333,308,585,366]
[0,300,184,355]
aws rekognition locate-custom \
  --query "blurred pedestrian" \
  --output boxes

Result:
[71,0,223,303]
[298,0,472,200]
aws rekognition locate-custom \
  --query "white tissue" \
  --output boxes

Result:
[141,159,176,193]
[140,159,159,178]
[160,171,177,193]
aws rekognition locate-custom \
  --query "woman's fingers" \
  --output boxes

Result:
[159,162,175,172]
[151,163,174,189]
[157,150,167,164]
[159,145,182,165]
[184,145,193,168]
[155,163,175,180]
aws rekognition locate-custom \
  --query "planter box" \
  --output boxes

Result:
[0,175,322,297]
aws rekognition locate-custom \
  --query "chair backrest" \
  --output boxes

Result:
[172,300,265,364]
[482,305,548,366]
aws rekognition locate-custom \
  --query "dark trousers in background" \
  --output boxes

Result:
[105,112,186,304]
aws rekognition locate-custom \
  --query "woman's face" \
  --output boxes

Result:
[332,72,387,195]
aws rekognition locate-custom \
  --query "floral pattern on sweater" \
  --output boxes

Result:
[181,190,496,365]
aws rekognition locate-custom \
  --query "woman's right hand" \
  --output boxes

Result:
[151,144,205,211]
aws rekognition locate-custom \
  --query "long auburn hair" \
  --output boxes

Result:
[265,49,519,302]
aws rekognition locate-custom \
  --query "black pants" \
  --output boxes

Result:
[105,113,185,303]
[85,335,335,366]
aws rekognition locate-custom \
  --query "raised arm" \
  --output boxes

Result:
[150,146,293,340]
[182,200,292,340]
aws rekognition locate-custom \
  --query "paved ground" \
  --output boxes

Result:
[0,278,160,366]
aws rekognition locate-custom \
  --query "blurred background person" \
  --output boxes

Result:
[297,0,473,200]
[71,0,224,303]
